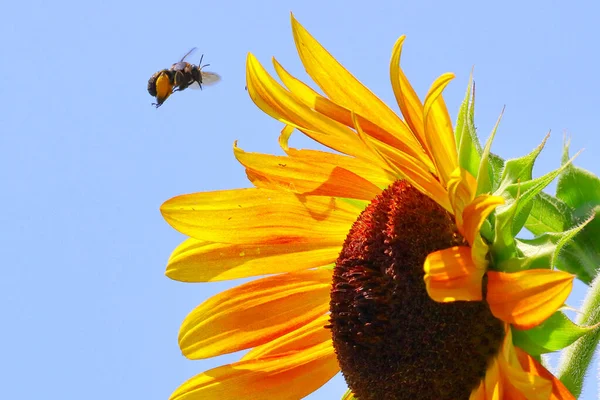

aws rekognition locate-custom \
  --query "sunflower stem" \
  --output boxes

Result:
[556,274,600,397]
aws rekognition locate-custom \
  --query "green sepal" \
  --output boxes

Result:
[523,141,600,282]
[498,220,590,272]
[512,311,596,356]
[491,136,547,262]
[479,218,493,244]
[341,389,357,400]
[497,133,549,190]
[476,110,504,196]
[455,73,482,178]
[487,153,505,192]
[525,192,573,235]
[492,136,575,265]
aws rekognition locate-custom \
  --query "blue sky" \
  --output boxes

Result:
[1,0,599,398]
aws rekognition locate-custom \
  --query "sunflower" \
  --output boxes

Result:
[161,14,577,400]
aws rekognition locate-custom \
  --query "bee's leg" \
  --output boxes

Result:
[172,71,183,91]
[174,82,189,93]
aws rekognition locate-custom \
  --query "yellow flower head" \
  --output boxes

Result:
[162,14,575,400]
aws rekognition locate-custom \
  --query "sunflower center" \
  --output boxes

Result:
[329,180,504,400]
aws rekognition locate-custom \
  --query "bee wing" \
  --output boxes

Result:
[201,71,221,85]
[180,47,197,62]
[171,61,187,71]
[188,72,222,89]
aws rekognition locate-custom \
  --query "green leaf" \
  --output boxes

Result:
[556,208,600,283]
[557,140,600,211]
[555,140,600,281]
[557,166,600,212]
[455,73,482,178]
[512,311,596,356]
[557,243,596,284]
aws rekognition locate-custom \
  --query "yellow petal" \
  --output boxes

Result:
[389,36,429,155]
[166,237,340,282]
[277,127,396,188]
[487,270,574,329]
[515,347,575,400]
[234,142,383,200]
[273,58,422,161]
[246,53,371,160]
[497,330,552,400]
[461,193,505,269]
[242,314,331,360]
[461,194,504,246]
[272,58,349,125]
[179,269,332,359]
[470,328,568,399]
[469,357,502,400]
[290,15,425,158]
[424,246,484,302]
[278,124,295,152]
[161,188,357,245]
[423,73,458,185]
[170,341,338,400]
[447,167,477,231]
[342,390,357,400]
[352,113,452,212]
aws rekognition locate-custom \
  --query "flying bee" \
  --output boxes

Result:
[147,48,221,108]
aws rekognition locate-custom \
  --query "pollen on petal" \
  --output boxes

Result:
[487,270,574,329]
[424,246,484,302]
